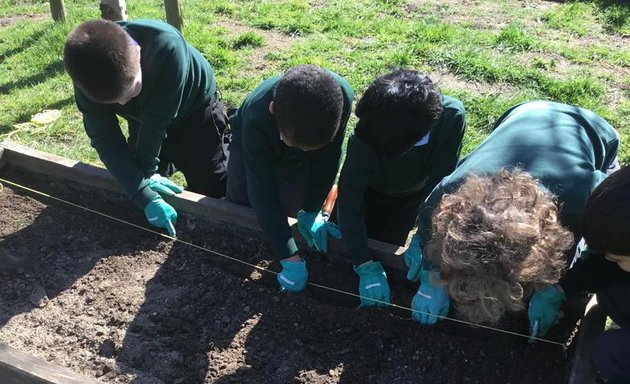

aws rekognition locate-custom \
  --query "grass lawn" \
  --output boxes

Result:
[0,0,628,171]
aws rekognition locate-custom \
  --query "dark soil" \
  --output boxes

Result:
[0,167,571,384]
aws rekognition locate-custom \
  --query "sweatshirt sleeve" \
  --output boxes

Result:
[560,252,630,296]
[243,119,299,260]
[77,91,157,209]
[337,136,374,265]
[419,100,466,205]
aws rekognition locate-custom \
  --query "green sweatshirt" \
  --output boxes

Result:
[338,96,466,265]
[74,20,215,209]
[230,73,354,260]
[417,100,619,268]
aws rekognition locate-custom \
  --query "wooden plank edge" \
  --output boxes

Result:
[567,295,607,384]
[0,343,101,384]
[0,140,406,270]
[0,146,5,169]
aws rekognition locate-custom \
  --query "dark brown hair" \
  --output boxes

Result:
[64,19,139,103]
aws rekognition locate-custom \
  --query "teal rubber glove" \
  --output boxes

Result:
[144,195,177,237]
[277,260,308,292]
[411,269,450,324]
[404,233,422,282]
[148,174,184,196]
[297,210,342,253]
[528,285,565,338]
[353,261,391,307]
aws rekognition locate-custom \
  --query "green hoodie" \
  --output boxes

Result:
[230,72,354,260]
[74,20,215,208]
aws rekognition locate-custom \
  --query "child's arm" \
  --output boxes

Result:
[243,122,299,260]
[418,97,466,205]
[337,136,374,265]
[77,92,157,209]
[560,251,629,296]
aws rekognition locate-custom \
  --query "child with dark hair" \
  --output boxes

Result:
[336,69,466,307]
[547,166,630,384]
[226,65,353,292]
[64,19,229,237]
[403,101,619,332]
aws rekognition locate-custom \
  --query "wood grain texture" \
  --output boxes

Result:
[0,343,101,384]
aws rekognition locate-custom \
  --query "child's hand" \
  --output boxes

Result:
[277,257,308,292]
[148,174,184,196]
[411,268,450,324]
[528,285,565,337]
[404,233,422,282]
[144,195,177,237]
[297,210,342,253]
[353,261,391,307]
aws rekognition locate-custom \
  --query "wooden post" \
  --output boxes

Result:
[49,0,67,23]
[164,0,183,31]
[100,0,127,21]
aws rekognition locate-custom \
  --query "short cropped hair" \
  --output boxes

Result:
[64,19,139,103]
[354,69,443,157]
[274,65,344,149]
[582,165,630,255]
[427,169,573,324]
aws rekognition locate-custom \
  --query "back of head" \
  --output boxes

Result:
[64,19,139,103]
[582,165,630,255]
[354,68,443,157]
[274,65,343,149]
[427,169,573,324]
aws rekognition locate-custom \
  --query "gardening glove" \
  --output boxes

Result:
[144,195,177,237]
[528,285,565,338]
[353,261,391,307]
[148,174,184,197]
[404,233,423,282]
[411,268,450,325]
[297,210,342,253]
[277,259,308,292]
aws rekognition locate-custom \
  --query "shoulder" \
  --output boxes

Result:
[441,95,466,117]
[328,71,354,103]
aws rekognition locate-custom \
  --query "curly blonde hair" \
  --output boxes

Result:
[426,169,573,324]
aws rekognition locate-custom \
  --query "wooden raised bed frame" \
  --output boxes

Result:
[0,140,608,384]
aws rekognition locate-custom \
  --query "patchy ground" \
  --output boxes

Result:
[0,169,571,384]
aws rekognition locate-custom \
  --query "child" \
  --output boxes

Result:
[336,69,466,307]
[64,19,229,237]
[226,65,354,292]
[403,100,619,329]
[546,166,629,384]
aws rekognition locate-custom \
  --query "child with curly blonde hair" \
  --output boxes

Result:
[403,101,619,336]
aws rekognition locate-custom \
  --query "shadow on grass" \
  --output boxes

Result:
[0,61,65,95]
[0,27,48,65]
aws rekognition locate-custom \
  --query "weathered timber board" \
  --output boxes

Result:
[0,343,101,384]
[0,140,405,270]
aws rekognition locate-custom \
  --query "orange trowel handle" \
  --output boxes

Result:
[322,184,338,217]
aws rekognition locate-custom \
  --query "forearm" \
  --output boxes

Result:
[246,166,298,260]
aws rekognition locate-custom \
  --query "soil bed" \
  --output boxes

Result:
[0,168,570,384]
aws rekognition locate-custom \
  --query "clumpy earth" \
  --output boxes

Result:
[0,168,570,384]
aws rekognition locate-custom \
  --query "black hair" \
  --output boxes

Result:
[581,165,630,255]
[274,65,343,149]
[63,19,139,103]
[354,68,443,157]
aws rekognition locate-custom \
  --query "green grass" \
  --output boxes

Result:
[0,0,628,167]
